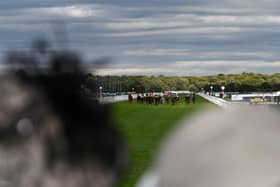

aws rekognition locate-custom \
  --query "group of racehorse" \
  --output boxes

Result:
[128,93,196,105]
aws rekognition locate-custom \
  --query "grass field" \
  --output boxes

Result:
[112,96,210,187]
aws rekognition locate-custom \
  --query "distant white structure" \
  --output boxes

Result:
[165,90,191,94]
[231,92,280,101]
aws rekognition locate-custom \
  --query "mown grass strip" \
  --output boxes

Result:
[113,96,210,187]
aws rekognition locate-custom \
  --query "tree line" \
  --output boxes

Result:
[6,38,280,94]
[84,73,280,94]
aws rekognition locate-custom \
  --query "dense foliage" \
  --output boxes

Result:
[85,73,280,93]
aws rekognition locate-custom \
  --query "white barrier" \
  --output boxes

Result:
[98,94,138,103]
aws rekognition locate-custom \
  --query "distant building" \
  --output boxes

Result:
[231,91,280,102]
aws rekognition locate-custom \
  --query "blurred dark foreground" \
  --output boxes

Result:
[0,39,127,187]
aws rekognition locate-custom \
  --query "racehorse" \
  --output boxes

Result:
[137,94,141,103]
[136,94,144,104]
[154,95,161,105]
[128,94,133,103]
[185,95,190,104]
[192,93,196,104]
[164,94,170,104]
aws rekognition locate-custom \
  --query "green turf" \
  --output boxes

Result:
[112,96,210,187]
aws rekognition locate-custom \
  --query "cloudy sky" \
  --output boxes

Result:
[1,0,280,75]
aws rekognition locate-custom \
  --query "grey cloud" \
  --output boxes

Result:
[1,0,280,75]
